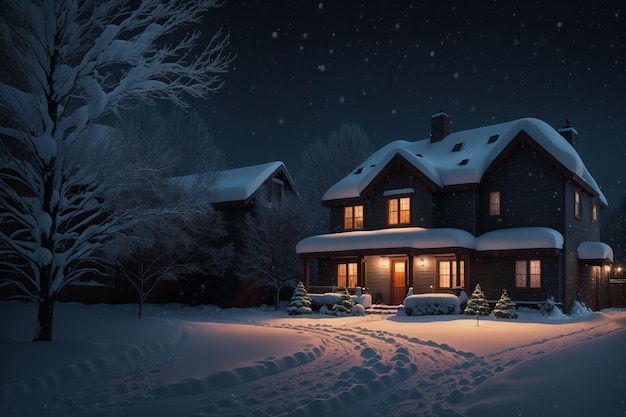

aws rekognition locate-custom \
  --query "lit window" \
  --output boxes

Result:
[515,260,541,288]
[389,197,410,225]
[574,190,582,219]
[343,205,364,230]
[337,263,358,288]
[438,260,465,288]
[591,203,598,223]
[489,191,501,216]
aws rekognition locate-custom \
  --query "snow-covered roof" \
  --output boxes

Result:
[577,242,614,262]
[296,227,568,255]
[171,161,292,204]
[296,227,476,254]
[475,227,564,251]
[323,117,606,205]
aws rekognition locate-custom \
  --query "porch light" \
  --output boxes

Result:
[420,258,425,267]
[381,257,389,268]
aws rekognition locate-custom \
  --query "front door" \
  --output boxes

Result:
[391,260,407,305]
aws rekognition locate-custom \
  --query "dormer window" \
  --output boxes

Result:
[451,142,464,152]
[458,159,469,166]
[388,196,410,225]
[270,178,284,202]
[354,167,364,175]
[344,205,364,230]
[488,134,499,143]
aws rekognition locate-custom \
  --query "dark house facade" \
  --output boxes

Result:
[297,114,613,311]
[175,161,297,307]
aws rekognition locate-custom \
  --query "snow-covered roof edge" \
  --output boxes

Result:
[297,227,568,255]
[577,242,614,262]
[322,117,607,206]
[170,161,294,204]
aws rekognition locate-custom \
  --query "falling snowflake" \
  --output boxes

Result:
[317,64,326,72]
[339,96,346,104]
[272,31,278,39]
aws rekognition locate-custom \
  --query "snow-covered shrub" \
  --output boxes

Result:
[464,284,490,316]
[539,295,568,319]
[286,281,313,315]
[491,289,518,319]
[569,300,593,317]
[402,294,460,316]
[569,292,593,317]
[332,291,355,316]
[352,304,366,316]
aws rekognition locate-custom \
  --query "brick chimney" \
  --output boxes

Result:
[557,118,578,149]
[430,111,451,143]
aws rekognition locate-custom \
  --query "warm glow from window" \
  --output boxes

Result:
[591,203,598,223]
[438,260,465,288]
[388,197,410,225]
[489,191,501,216]
[516,260,541,288]
[344,205,364,230]
[574,190,582,219]
[337,263,357,288]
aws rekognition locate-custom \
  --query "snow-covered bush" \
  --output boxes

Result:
[401,294,461,316]
[539,295,568,319]
[491,289,518,319]
[464,284,490,316]
[286,282,313,315]
[569,300,593,317]
[332,291,356,316]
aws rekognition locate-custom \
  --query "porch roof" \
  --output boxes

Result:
[577,241,614,262]
[296,226,567,255]
[296,227,475,255]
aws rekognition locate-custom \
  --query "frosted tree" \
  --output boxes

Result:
[491,289,518,319]
[287,281,313,315]
[298,123,375,233]
[0,0,232,341]
[464,284,490,316]
[332,290,355,316]
[237,194,310,310]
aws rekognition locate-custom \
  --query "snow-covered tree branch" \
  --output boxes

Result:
[236,194,311,310]
[0,0,232,341]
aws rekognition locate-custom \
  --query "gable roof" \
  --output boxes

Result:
[171,161,294,205]
[322,118,606,205]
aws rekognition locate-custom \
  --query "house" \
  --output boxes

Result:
[296,114,613,312]
[171,161,297,307]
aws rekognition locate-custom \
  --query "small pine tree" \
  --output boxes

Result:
[464,284,490,316]
[491,289,518,319]
[286,282,313,315]
[332,290,355,316]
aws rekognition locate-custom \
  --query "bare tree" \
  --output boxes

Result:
[104,202,233,319]
[0,0,232,341]
[237,195,310,310]
[298,123,375,233]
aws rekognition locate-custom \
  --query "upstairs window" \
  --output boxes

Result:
[515,260,541,288]
[343,205,364,230]
[337,263,358,288]
[489,190,501,216]
[270,178,284,202]
[388,197,410,225]
[574,190,582,219]
[591,202,598,223]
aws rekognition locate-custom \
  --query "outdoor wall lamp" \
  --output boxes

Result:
[420,258,425,267]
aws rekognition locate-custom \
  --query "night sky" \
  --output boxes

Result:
[197,0,625,207]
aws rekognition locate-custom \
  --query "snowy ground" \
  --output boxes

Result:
[1,301,625,417]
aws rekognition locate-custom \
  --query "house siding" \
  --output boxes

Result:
[481,144,565,234]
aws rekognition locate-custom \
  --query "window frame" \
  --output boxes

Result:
[574,189,582,219]
[591,202,598,223]
[388,196,411,225]
[343,205,364,230]
[337,262,358,288]
[514,259,541,289]
[488,190,501,217]
[437,259,465,289]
